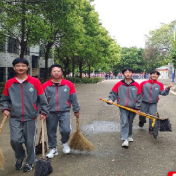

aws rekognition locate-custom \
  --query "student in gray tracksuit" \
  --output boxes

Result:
[108,68,141,148]
[42,64,80,158]
[139,70,172,134]
[0,58,49,172]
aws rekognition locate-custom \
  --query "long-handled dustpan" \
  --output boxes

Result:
[100,98,171,139]
[0,115,8,170]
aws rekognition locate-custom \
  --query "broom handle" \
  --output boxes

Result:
[100,98,168,120]
[41,119,45,159]
[0,115,8,135]
[76,117,80,131]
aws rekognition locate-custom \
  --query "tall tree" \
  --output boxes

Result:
[0,0,45,58]
[35,0,84,79]
[113,47,145,74]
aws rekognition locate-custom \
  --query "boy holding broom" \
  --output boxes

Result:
[108,68,141,148]
[0,58,49,172]
[42,64,80,158]
[138,70,172,134]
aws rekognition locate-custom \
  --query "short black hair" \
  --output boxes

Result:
[122,68,133,74]
[49,64,63,73]
[149,70,160,76]
[12,58,29,66]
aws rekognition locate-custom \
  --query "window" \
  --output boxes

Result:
[25,46,30,55]
[7,37,19,54]
[32,55,38,68]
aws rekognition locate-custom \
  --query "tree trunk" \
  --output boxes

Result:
[20,0,26,58]
[72,56,75,77]
[88,64,91,78]
[67,57,69,76]
[63,61,67,77]
[44,50,49,80]
[44,42,54,80]
[79,60,82,78]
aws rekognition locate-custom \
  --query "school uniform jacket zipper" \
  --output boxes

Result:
[126,86,129,107]
[57,86,59,112]
[149,84,153,103]
[21,84,25,122]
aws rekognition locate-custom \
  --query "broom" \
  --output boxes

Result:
[100,98,171,138]
[34,119,53,176]
[69,117,96,151]
[0,115,8,170]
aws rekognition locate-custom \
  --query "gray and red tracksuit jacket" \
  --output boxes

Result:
[42,78,80,113]
[140,79,170,104]
[0,75,49,121]
[108,79,141,110]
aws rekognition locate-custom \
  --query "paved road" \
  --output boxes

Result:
[0,79,176,176]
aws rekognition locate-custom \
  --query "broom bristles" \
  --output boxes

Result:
[69,130,96,151]
[0,147,4,170]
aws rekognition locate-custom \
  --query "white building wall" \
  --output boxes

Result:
[158,71,168,79]
[0,45,54,68]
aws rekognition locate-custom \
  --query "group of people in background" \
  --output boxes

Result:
[0,58,173,173]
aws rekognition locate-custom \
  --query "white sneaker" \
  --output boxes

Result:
[128,137,133,142]
[62,143,70,154]
[46,148,58,158]
[122,140,129,147]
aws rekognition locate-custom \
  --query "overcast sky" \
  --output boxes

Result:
[92,0,176,48]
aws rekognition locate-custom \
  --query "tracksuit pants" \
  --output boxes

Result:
[139,102,157,129]
[46,111,71,149]
[10,118,36,165]
[120,108,136,140]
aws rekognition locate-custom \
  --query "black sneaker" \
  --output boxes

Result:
[23,163,33,172]
[139,122,144,127]
[15,159,23,170]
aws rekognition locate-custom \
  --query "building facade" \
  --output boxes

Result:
[0,38,54,82]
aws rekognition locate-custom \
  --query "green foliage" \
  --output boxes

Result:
[113,47,145,74]
[65,77,103,84]
[0,0,121,78]
[169,41,176,68]
[40,77,102,84]
[144,23,174,70]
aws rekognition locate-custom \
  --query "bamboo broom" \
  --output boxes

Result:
[0,115,8,170]
[69,117,96,151]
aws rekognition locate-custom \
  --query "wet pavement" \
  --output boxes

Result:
[0,79,176,176]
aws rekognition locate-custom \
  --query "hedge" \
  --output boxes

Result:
[0,77,103,96]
